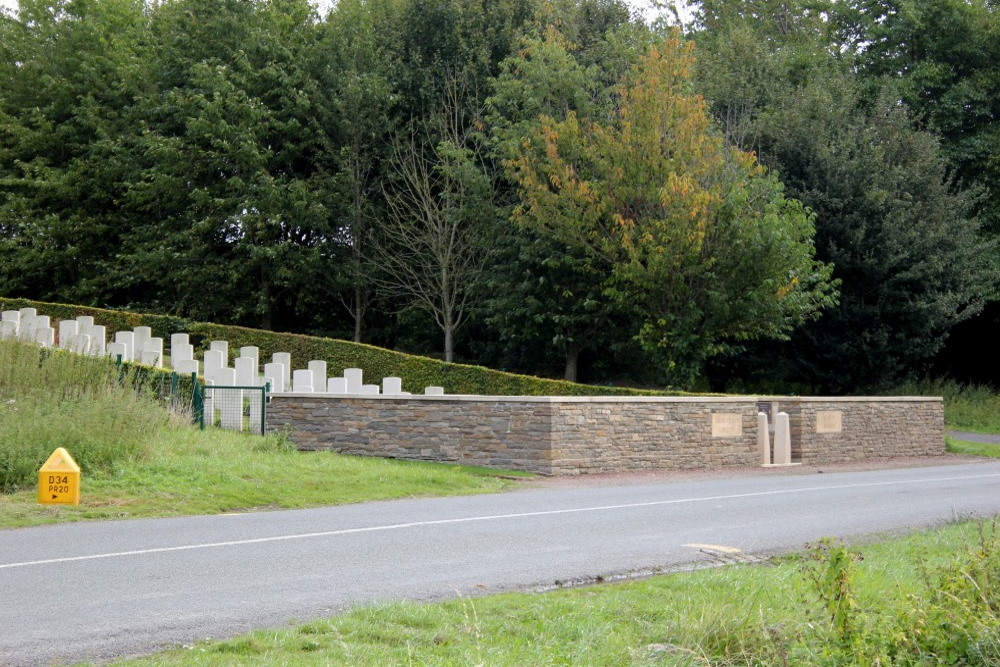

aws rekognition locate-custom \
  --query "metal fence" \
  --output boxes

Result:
[200,385,268,435]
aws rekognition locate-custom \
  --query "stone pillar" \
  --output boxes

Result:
[774,412,792,465]
[292,369,314,393]
[344,368,363,394]
[758,412,771,465]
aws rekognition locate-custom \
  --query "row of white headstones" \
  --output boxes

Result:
[1,307,447,431]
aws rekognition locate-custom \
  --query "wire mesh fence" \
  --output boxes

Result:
[202,385,267,435]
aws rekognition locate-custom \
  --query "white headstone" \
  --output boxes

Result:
[203,378,216,428]
[424,386,444,395]
[143,337,164,367]
[382,377,403,395]
[272,352,291,388]
[308,361,327,392]
[132,326,152,357]
[292,369,314,393]
[17,314,35,341]
[209,340,229,364]
[106,342,127,362]
[360,384,380,395]
[171,343,194,367]
[170,333,189,352]
[114,331,134,361]
[75,315,94,329]
[0,320,18,340]
[17,307,36,320]
[72,333,92,355]
[174,359,199,376]
[328,377,347,394]
[203,349,225,377]
[34,326,55,347]
[1,310,19,324]
[239,346,259,367]
[58,320,79,349]
[344,368,363,394]
[235,356,257,385]
[263,362,286,393]
[86,325,106,356]
[263,376,275,392]
[210,368,240,430]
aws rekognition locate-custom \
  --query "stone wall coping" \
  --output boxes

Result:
[269,393,941,403]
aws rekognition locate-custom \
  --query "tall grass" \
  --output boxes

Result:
[891,378,1000,433]
[0,340,175,492]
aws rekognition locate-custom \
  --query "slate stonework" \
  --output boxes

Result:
[266,395,944,475]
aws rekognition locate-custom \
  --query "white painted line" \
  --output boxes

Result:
[2,471,999,570]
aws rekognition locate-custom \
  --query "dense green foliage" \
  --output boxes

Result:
[2,0,998,391]
[0,296,682,396]
[111,520,1000,665]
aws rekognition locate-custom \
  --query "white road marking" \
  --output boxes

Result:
[2,471,999,570]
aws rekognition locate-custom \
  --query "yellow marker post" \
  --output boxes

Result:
[37,447,80,506]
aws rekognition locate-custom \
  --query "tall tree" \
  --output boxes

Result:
[508,34,835,386]
[693,0,1000,391]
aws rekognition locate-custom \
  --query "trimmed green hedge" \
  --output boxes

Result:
[1,297,680,396]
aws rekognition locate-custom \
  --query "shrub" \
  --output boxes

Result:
[0,297,686,397]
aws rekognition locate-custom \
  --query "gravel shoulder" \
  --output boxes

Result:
[525,453,988,489]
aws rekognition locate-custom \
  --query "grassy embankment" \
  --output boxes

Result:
[893,379,1000,458]
[100,518,1000,666]
[0,340,527,530]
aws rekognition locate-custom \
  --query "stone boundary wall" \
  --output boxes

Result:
[266,394,944,475]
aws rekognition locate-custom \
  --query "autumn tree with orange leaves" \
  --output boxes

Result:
[507,34,836,386]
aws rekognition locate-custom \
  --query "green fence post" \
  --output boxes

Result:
[191,372,204,430]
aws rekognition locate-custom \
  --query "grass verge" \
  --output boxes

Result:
[894,378,1000,434]
[946,435,1000,459]
[0,339,527,529]
[101,518,1000,666]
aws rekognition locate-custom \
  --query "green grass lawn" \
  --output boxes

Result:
[96,519,1000,666]
[0,426,526,529]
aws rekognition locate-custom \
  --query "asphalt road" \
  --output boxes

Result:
[3,460,1000,666]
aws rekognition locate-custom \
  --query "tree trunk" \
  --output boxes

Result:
[564,341,580,383]
[353,285,363,343]
[444,324,454,363]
